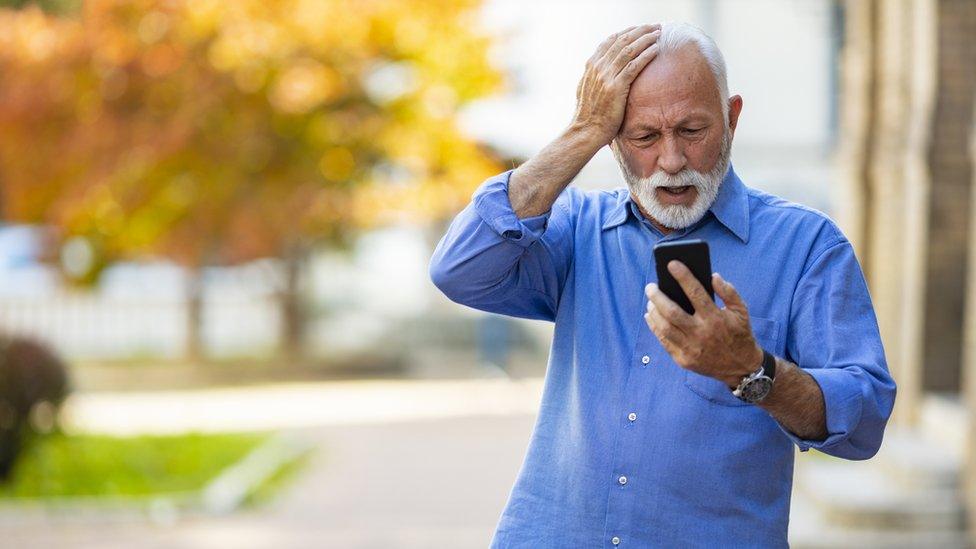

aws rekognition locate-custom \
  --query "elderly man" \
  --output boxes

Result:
[429,22,896,548]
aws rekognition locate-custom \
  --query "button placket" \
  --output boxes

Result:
[606,317,657,547]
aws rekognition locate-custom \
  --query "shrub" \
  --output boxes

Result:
[0,335,70,480]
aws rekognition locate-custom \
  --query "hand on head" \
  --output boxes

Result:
[571,24,663,146]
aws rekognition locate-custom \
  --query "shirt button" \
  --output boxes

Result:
[618,475,627,485]
[628,412,637,422]
[640,355,650,365]
[611,536,621,545]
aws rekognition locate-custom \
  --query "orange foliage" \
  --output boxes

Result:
[0,0,502,274]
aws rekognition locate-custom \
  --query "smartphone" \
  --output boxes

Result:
[653,239,714,315]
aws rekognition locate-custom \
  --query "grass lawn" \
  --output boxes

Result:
[0,432,270,499]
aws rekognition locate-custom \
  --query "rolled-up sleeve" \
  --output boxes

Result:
[473,171,551,247]
[782,238,897,459]
[428,169,576,321]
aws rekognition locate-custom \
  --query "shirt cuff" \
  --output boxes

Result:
[472,169,551,249]
[776,366,864,452]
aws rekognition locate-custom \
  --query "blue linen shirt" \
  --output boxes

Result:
[428,165,897,548]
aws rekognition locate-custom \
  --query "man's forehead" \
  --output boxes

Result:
[625,44,722,117]
[625,107,712,131]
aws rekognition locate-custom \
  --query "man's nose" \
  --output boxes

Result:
[656,136,687,175]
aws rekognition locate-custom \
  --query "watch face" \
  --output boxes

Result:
[740,376,773,403]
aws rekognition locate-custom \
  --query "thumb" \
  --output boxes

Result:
[712,273,747,313]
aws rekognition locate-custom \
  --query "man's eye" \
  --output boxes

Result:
[681,127,704,136]
[636,134,658,141]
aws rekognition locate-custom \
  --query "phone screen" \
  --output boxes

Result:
[653,239,714,315]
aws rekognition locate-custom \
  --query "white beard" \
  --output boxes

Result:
[611,131,732,230]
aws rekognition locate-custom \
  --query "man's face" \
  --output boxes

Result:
[610,44,742,229]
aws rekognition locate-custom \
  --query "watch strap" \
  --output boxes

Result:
[761,349,776,380]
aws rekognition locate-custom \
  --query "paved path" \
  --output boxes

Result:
[61,376,544,435]
[5,413,537,548]
[6,376,545,548]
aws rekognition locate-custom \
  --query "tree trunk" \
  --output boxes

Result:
[185,263,205,363]
[279,245,308,364]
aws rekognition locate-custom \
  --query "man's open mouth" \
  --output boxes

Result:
[661,186,692,195]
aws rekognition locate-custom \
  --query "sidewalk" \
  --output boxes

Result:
[9,375,547,548]
[61,375,545,435]
[6,413,539,549]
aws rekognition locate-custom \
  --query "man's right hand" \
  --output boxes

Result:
[571,24,662,146]
[506,24,662,219]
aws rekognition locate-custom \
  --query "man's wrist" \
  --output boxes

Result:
[724,344,765,389]
[747,344,764,374]
[562,121,610,156]
[509,123,603,218]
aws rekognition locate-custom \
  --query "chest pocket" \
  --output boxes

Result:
[683,315,783,407]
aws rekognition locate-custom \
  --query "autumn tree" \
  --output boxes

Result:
[0,0,502,361]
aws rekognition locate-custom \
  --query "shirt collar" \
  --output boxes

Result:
[600,164,750,243]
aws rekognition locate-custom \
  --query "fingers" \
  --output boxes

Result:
[712,273,747,313]
[587,26,637,67]
[610,29,661,78]
[644,281,692,352]
[573,23,663,148]
[667,260,717,316]
[595,24,660,72]
[645,282,696,330]
[644,305,689,350]
[616,40,660,82]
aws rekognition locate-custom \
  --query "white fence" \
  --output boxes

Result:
[0,293,282,360]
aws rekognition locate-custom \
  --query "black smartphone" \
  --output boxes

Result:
[653,239,714,315]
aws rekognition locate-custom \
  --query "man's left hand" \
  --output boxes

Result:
[644,260,763,388]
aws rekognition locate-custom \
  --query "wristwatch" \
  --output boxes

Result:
[731,349,776,404]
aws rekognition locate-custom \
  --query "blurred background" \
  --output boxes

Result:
[0,0,972,547]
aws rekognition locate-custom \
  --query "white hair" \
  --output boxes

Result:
[656,21,730,120]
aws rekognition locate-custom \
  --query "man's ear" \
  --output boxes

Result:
[727,95,743,137]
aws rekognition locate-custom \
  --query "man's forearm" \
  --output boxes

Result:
[757,358,828,441]
[508,124,603,218]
